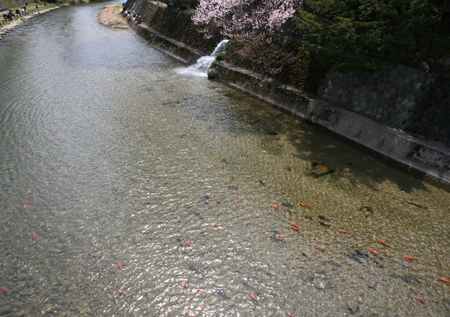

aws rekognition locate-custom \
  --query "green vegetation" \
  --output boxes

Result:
[296,0,450,72]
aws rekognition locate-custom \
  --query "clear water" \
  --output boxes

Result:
[0,2,449,316]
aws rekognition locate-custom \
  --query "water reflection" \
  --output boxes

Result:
[0,2,449,316]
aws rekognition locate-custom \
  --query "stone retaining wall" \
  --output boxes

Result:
[213,62,450,184]
[128,20,203,64]
[317,63,437,129]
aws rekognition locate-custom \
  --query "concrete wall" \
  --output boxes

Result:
[317,63,437,129]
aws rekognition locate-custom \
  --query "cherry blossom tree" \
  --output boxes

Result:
[192,0,302,39]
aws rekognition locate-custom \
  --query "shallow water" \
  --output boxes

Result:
[0,2,449,316]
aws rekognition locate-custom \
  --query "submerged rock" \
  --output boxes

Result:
[310,161,335,178]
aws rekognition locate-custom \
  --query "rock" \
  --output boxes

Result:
[44,304,56,314]
[347,300,360,314]
[207,68,217,79]
[310,161,335,178]
[17,309,30,316]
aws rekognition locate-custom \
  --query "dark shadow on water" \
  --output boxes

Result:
[219,91,450,194]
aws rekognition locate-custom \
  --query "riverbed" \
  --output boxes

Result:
[0,2,449,316]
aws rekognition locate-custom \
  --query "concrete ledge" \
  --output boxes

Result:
[128,20,203,65]
[213,62,450,184]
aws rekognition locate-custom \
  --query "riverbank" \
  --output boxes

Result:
[98,4,127,28]
[211,61,450,185]
[120,1,450,184]
[0,5,58,39]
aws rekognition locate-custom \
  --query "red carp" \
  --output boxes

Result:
[368,248,379,256]
[250,294,260,304]
[404,256,419,262]
[378,240,391,247]
[197,287,206,297]
[413,296,428,305]
[118,289,127,296]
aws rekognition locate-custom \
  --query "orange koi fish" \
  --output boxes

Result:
[277,232,284,239]
[185,313,195,317]
[197,287,206,297]
[272,205,281,210]
[438,277,450,283]
[340,230,351,235]
[3,227,7,234]
[368,248,379,256]
[292,226,302,232]
[29,144,32,149]
[291,222,301,227]
[404,255,419,262]
[286,311,294,317]
[25,199,29,205]
[413,296,428,305]
[25,189,31,194]
[131,176,136,182]
[137,188,143,194]
[185,240,192,247]
[235,203,240,207]
[250,294,260,304]
[118,289,127,296]
[299,203,311,208]
[157,157,162,162]
[377,240,391,247]
[216,199,221,204]
[24,205,27,209]
[182,280,188,288]
[32,232,36,240]
[1,286,9,295]
[314,245,324,251]
[33,215,37,221]
[213,222,220,228]
[118,262,122,270]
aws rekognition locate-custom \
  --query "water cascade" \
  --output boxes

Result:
[177,39,229,77]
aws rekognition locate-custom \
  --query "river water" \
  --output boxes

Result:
[0,3,449,316]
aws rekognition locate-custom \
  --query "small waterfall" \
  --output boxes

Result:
[177,39,229,77]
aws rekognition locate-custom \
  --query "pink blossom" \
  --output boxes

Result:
[193,0,302,38]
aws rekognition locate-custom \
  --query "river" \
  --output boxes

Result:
[0,2,449,316]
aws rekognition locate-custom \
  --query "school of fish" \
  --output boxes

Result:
[2,120,447,316]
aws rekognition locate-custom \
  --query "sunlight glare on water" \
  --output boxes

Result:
[0,3,449,316]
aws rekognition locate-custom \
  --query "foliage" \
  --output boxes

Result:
[226,35,313,89]
[192,0,302,39]
[296,0,446,71]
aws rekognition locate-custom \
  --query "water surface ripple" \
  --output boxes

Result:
[0,3,449,316]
